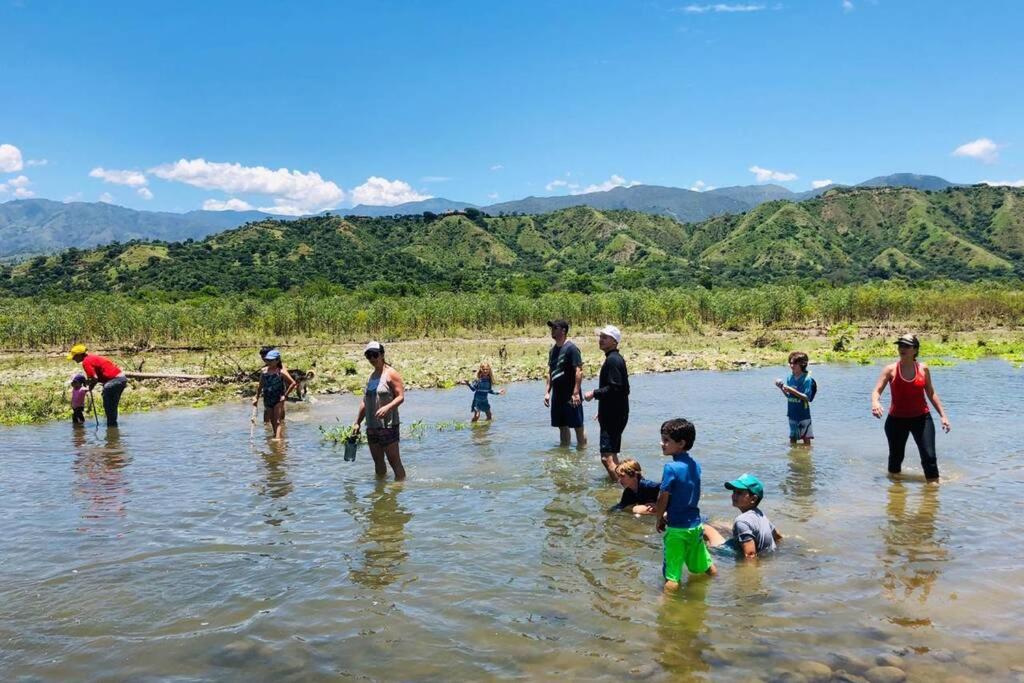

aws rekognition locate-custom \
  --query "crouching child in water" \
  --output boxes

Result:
[460,362,505,422]
[612,459,660,515]
[703,473,783,560]
[70,373,88,424]
[653,418,716,590]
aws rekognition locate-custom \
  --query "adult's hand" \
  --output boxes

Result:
[374,406,390,420]
[543,392,550,408]
[871,403,884,419]
[570,393,581,407]
[583,390,594,402]
[940,416,951,433]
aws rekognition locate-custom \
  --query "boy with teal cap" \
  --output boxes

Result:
[704,473,783,559]
[653,418,716,590]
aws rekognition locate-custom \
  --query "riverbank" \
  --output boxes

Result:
[3,324,1022,425]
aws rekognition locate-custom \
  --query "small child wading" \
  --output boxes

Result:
[461,363,505,422]
[70,374,88,425]
[775,351,816,444]
[253,349,296,440]
[653,418,716,590]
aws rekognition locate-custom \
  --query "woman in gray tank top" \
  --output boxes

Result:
[352,341,406,480]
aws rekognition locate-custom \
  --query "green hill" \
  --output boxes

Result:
[3,186,1022,296]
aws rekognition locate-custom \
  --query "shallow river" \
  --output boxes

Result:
[2,361,1023,682]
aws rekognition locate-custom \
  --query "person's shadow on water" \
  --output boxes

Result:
[72,427,131,524]
[881,481,947,608]
[349,481,413,590]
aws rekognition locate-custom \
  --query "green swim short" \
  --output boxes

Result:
[663,525,714,581]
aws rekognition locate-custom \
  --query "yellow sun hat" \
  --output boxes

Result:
[67,343,87,360]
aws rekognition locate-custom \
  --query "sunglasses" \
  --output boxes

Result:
[364,351,381,359]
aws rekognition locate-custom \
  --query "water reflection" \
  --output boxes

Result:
[350,481,413,589]
[72,428,131,523]
[655,577,711,680]
[782,444,816,520]
[255,439,294,526]
[881,482,947,607]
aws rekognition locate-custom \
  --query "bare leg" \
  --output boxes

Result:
[368,442,388,478]
[601,453,620,480]
[558,426,571,447]
[383,442,406,481]
[703,525,727,547]
[471,410,480,423]
[485,410,493,421]
[574,426,587,448]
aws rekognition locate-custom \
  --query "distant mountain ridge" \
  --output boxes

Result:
[0,173,971,258]
[5,185,1022,297]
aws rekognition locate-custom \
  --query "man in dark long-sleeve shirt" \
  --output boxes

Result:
[585,325,630,479]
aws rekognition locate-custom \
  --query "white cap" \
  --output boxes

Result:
[364,341,384,353]
[595,325,622,343]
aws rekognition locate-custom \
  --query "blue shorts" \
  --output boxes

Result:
[551,395,584,428]
[789,418,813,440]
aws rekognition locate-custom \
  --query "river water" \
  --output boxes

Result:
[2,361,1022,682]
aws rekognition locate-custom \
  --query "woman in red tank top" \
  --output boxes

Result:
[870,334,950,481]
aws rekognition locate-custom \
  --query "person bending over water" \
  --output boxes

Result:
[870,334,950,482]
[703,473,783,560]
[352,341,406,480]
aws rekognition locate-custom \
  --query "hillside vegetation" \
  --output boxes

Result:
[3,186,1023,296]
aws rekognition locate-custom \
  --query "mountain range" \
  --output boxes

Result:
[0,173,965,260]
[5,184,1021,297]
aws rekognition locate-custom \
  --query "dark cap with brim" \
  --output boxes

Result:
[547,319,570,331]
[894,333,920,348]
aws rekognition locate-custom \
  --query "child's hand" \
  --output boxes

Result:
[774,379,784,389]
[656,517,667,532]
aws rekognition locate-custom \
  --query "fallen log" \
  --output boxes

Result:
[124,371,215,381]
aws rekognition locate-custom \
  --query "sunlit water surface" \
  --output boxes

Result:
[2,361,1023,682]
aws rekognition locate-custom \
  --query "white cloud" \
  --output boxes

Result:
[982,179,1024,188]
[690,180,716,192]
[682,3,765,13]
[487,192,499,200]
[137,187,154,200]
[490,164,504,171]
[953,138,1000,164]
[0,143,24,172]
[0,174,35,198]
[150,158,345,214]
[202,197,255,211]
[546,179,571,191]
[842,0,854,11]
[64,192,84,203]
[349,176,431,206]
[26,158,48,167]
[421,175,451,183]
[572,174,642,195]
[89,167,148,187]
[99,192,115,204]
[749,165,798,182]
[811,179,834,189]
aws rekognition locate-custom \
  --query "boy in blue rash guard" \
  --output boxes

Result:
[653,418,716,590]
[775,351,814,444]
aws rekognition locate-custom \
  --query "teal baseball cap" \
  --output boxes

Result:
[725,473,764,499]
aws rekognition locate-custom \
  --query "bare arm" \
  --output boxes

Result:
[871,364,894,418]
[654,490,670,532]
[571,365,584,406]
[772,528,783,543]
[740,539,757,560]
[922,364,951,432]
[544,372,552,407]
[281,369,298,399]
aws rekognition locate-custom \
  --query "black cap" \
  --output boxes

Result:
[547,319,570,332]
[894,334,920,348]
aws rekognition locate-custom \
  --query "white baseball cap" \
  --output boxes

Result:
[364,341,384,354]
[595,325,622,343]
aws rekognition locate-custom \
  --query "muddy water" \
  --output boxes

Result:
[1,361,1022,682]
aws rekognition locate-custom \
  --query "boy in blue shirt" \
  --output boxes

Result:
[653,418,716,590]
[774,351,814,444]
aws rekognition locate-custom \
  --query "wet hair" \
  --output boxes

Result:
[660,418,696,451]
[478,362,494,382]
[615,459,643,478]
[788,351,809,371]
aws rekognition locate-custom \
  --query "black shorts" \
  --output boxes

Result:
[550,395,584,428]
[599,418,627,454]
[366,426,400,446]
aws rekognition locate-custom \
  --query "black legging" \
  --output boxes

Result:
[884,413,938,480]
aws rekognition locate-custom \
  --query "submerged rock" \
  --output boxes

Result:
[832,653,872,674]
[793,660,832,683]
[875,653,903,668]
[961,654,995,674]
[863,666,906,683]
[832,672,870,683]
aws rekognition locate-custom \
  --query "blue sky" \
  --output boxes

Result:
[1,0,1021,213]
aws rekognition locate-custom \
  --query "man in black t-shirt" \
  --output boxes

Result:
[544,319,586,447]
[585,324,630,479]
